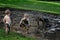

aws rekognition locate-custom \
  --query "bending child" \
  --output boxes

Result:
[20,13,30,33]
[20,13,30,27]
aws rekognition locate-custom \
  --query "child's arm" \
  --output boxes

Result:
[20,18,24,24]
[28,19,30,25]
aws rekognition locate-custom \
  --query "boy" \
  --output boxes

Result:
[20,13,30,27]
[3,9,11,34]
[20,13,30,33]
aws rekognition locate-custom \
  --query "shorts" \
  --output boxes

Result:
[6,24,10,31]
[20,23,29,28]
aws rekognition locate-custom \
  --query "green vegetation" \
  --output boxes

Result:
[36,0,59,1]
[0,29,35,40]
[0,0,60,14]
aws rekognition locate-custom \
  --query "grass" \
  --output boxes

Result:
[0,29,35,40]
[0,0,60,14]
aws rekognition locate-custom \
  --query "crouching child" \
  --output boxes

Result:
[20,13,30,34]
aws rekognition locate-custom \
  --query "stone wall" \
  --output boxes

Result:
[0,7,60,34]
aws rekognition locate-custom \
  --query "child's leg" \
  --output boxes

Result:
[5,24,9,34]
[8,26,10,34]
[5,24,10,34]
[25,25,30,34]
